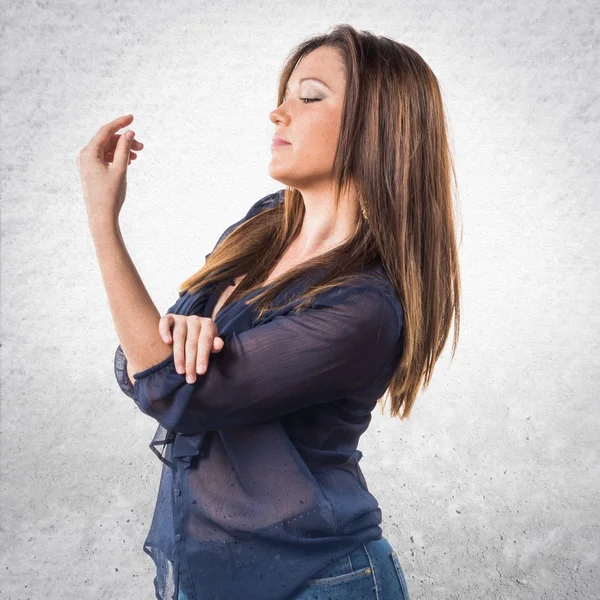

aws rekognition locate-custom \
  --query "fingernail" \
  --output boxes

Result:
[197,364,206,374]
[187,375,195,384]
[126,130,134,140]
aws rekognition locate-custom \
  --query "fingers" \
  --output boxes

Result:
[164,316,220,384]
[213,336,224,352]
[103,151,138,164]
[112,128,136,170]
[90,114,134,150]
[109,132,144,151]
[103,132,143,164]
[186,319,220,383]
[194,323,222,375]
[171,318,189,377]
[159,315,174,343]
[160,315,224,384]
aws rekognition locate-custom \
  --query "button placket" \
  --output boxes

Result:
[174,471,184,544]
[173,465,189,596]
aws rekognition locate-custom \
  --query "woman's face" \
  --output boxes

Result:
[268,46,346,188]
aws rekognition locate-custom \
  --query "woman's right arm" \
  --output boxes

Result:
[128,285,403,434]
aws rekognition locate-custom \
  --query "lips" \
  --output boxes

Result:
[272,136,291,146]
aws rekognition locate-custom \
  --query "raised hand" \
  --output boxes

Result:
[76,113,144,227]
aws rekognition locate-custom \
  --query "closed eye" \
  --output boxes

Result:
[300,98,321,103]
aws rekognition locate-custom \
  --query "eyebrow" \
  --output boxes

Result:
[285,77,333,94]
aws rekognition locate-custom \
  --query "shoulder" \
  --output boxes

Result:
[344,263,403,330]
[207,190,284,259]
[366,263,404,329]
[244,189,285,219]
[369,265,404,339]
[247,192,403,336]
[310,266,404,345]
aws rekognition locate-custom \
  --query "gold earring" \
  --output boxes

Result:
[357,188,369,222]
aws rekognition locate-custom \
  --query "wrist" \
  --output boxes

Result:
[88,218,124,252]
[87,212,120,235]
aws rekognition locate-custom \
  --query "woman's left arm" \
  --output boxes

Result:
[78,114,172,377]
[130,285,403,434]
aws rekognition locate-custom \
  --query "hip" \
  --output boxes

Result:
[176,535,410,600]
[290,535,410,600]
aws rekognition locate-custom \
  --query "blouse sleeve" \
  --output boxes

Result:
[114,344,136,400]
[113,190,283,401]
[129,285,403,434]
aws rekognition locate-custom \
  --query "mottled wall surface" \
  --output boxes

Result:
[1,1,598,599]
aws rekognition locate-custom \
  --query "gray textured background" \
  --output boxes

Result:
[1,1,598,599]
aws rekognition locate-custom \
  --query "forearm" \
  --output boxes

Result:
[89,218,173,381]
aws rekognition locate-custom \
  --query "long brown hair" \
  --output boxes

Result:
[179,24,462,421]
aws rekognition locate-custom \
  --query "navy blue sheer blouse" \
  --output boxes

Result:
[113,189,404,600]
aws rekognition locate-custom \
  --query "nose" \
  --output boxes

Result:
[269,101,290,126]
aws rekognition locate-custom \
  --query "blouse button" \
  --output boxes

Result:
[175,534,182,542]
[364,567,372,574]
[174,488,181,496]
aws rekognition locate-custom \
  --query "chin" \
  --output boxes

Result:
[267,165,291,186]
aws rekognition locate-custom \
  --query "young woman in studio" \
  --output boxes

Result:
[79,23,460,600]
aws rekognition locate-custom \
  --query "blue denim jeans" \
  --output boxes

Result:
[177,535,410,600]
[290,536,410,599]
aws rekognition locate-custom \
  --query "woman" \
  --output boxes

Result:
[80,24,460,600]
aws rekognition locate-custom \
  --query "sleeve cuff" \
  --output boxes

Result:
[133,351,176,380]
[114,344,136,399]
